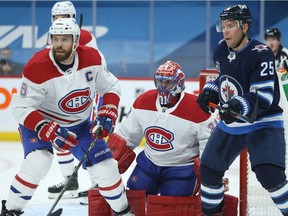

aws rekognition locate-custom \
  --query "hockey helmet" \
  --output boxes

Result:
[154,61,185,106]
[49,18,80,48]
[216,4,252,32]
[51,1,76,23]
[264,28,281,40]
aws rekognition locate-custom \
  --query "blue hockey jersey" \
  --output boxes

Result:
[213,38,284,134]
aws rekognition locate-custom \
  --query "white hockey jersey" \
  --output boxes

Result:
[11,46,120,131]
[115,89,217,167]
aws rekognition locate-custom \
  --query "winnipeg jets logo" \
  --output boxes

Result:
[219,75,243,103]
[145,127,174,151]
[251,45,269,52]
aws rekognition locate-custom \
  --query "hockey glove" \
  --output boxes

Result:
[37,121,78,152]
[197,82,219,114]
[219,99,242,124]
[91,106,118,139]
[107,133,136,174]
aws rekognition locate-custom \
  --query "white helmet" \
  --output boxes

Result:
[49,18,80,48]
[51,1,76,23]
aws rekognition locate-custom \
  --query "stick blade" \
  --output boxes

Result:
[48,208,63,216]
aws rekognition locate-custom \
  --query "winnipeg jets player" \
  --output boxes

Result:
[197,4,288,215]
[0,18,133,216]
[48,1,105,201]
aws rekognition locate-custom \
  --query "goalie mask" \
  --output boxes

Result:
[51,1,76,23]
[154,61,185,106]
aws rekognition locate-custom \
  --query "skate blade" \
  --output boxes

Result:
[79,197,88,205]
[48,190,78,199]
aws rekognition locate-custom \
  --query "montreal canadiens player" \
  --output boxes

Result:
[96,61,217,213]
[197,4,288,215]
[48,1,105,201]
[0,18,133,216]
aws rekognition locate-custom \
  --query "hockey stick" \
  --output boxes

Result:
[47,128,101,216]
[208,89,259,124]
[79,13,83,29]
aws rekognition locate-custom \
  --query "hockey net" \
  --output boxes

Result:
[199,69,288,216]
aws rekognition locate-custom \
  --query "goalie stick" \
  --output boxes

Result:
[208,89,259,124]
[47,128,102,216]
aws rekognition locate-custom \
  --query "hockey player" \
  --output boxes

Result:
[264,28,288,72]
[264,28,288,100]
[47,1,104,201]
[197,4,288,216]
[0,18,133,216]
[111,61,216,196]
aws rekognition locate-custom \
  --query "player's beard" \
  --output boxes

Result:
[52,47,73,62]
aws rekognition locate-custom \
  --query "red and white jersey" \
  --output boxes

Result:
[79,29,98,49]
[11,45,120,131]
[115,89,217,167]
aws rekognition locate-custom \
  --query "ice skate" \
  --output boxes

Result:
[47,171,79,199]
[0,200,23,216]
[78,183,98,205]
[113,205,135,216]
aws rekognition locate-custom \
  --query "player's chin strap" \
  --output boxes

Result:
[209,89,258,124]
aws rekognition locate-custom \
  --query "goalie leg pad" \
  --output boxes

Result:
[126,190,146,216]
[223,194,238,216]
[146,194,202,215]
[88,188,113,216]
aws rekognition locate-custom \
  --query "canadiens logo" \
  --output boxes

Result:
[145,127,174,151]
[59,88,92,114]
[251,45,269,52]
[219,75,243,103]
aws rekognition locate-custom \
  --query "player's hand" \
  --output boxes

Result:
[197,82,219,114]
[37,121,78,152]
[91,106,118,139]
[219,99,242,124]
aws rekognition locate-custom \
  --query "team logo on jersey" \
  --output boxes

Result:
[251,45,269,52]
[219,75,243,103]
[144,126,174,151]
[59,88,92,113]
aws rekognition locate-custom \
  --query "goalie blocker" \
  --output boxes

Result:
[107,133,136,174]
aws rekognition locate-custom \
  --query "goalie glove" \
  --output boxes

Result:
[37,121,78,152]
[91,105,118,139]
[107,133,136,174]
